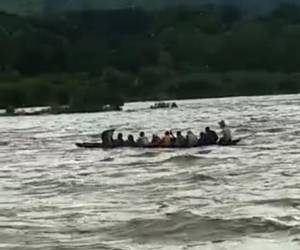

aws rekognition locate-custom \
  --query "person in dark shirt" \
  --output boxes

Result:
[198,132,207,146]
[101,129,115,147]
[205,127,218,145]
[115,133,125,146]
[151,134,161,147]
[125,134,136,147]
[170,131,176,146]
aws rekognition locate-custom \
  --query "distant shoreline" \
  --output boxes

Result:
[1,71,300,112]
[1,91,299,117]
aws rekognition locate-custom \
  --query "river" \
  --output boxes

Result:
[0,94,299,250]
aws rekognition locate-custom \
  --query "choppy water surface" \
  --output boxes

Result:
[0,95,300,250]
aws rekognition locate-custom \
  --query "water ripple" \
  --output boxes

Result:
[0,95,300,249]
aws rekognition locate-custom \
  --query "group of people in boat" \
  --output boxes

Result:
[101,120,233,148]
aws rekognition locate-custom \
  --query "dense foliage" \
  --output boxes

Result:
[0,0,299,15]
[1,4,300,109]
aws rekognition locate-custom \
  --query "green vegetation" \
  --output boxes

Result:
[1,4,300,111]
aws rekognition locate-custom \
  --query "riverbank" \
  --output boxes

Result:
[1,71,300,113]
[0,104,123,117]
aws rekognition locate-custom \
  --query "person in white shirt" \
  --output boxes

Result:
[218,120,232,145]
[186,131,198,147]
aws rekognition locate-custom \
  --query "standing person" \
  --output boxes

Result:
[218,120,232,145]
[137,132,150,147]
[205,127,218,145]
[174,131,186,147]
[186,131,198,147]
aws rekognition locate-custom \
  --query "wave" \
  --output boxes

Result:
[160,154,239,164]
[19,177,105,197]
[251,198,300,208]
[161,155,204,164]
[235,128,254,133]
[289,130,300,136]
[0,141,9,146]
[109,211,294,243]
[197,149,212,155]
[250,117,270,123]
[262,128,286,133]
[252,146,276,151]
[101,157,115,162]
[138,173,216,187]
[122,154,205,167]
[191,173,216,182]
[129,151,162,158]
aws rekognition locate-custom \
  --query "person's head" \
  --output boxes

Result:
[118,133,123,140]
[165,131,170,136]
[187,131,193,135]
[177,131,182,137]
[154,134,160,140]
[128,134,134,142]
[140,131,145,137]
[219,120,226,128]
[205,127,210,132]
[200,132,205,137]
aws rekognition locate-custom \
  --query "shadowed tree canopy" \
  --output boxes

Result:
[0,4,300,109]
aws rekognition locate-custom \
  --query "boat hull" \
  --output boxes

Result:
[76,139,241,149]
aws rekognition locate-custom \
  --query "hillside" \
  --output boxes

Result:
[0,3,300,111]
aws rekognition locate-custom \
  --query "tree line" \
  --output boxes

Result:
[1,4,300,110]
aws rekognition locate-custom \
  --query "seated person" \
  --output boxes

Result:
[114,133,125,146]
[186,131,198,147]
[174,131,186,147]
[101,129,115,147]
[170,131,176,145]
[125,134,136,147]
[151,134,161,146]
[205,127,218,145]
[198,132,207,146]
[160,131,172,147]
[137,132,150,147]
